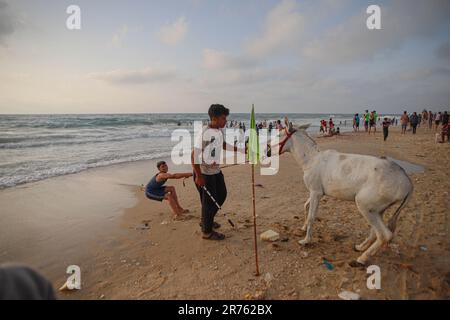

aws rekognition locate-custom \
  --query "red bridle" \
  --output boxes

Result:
[278,127,297,154]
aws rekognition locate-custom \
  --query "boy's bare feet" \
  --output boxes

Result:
[172,214,184,221]
[177,206,190,213]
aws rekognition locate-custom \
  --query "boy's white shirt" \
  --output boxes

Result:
[194,125,245,175]
[194,125,224,175]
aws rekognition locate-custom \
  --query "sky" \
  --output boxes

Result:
[0,0,449,114]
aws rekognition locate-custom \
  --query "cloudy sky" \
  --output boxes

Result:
[0,0,449,114]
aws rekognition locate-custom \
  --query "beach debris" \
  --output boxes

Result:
[255,183,264,188]
[161,220,169,225]
[136,222,150,230]
[254,290,266,300]
[349,260,365,268]
[419,245,428,251]
[333,234,348,242]
[322,258,334,270]
[281,237,289,242]
[288,289,297,297]
[264,272,273,286]
[260,230,280,242]
[271,243,282,251]
[301,251,309,258]
[59,280,81,292]
[389,243,400,255]
[338,277,350,289]
[338,290,360,300]
[245,290,266,300]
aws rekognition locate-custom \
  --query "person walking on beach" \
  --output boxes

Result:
[368,111,375,134]
[276,119,284,131]
[322,119,328,133]
[435,112,442,131]
[373,110,378,133]
[192,104,244,241]
[410,112,419,134]
[428,110,433,130]
[145,161,192,219]
[400,111,409,134]
[364,110,369,132]
[382,117,391,141]
[329,118,334,132]
[442,111,448,127]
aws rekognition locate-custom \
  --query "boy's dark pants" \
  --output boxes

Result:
[383,127,389,141]
[194,171,227,234]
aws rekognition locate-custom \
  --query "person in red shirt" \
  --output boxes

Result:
[440,123,450,143]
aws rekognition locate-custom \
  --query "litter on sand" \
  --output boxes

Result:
[260,230,280,242]
[322,258,334,270]
[136,222,150,230]
[338,290,360,300]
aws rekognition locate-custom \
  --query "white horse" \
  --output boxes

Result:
[276,122,413,266]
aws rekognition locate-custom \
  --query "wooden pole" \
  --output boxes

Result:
[251,163,260,276]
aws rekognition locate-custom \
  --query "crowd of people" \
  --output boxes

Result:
[225,119,287,134]
[342,109,449,143]
[319,118,340,136]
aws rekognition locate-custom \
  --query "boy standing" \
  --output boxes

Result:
[192,104,244,240]
[400,111,409,134]
[364,110,369,132]
[382,117,391,141]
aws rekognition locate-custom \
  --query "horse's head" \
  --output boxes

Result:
[274,117,311,155]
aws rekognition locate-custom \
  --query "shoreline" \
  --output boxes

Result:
[1,126,448,299]
[0,123,369,191]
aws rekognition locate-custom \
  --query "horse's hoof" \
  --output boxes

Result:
[298,239,310,246]
[349,260,366,268]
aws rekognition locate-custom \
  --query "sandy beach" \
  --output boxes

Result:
[1,125,449,300]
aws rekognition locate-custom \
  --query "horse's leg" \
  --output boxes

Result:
[354,227,376,252]
[301,197,311,231]
[356,209,393,265]
[299,192,321,245]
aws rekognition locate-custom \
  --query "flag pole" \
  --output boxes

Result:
[251,161,260,276]
[250,103,260,276]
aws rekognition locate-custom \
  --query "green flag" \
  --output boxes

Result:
[247,104,259,164]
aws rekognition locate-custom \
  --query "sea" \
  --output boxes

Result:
[0,113,390,189]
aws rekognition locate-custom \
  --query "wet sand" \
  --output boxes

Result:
[1,125,449,299]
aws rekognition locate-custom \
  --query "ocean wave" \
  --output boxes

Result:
[0,151,173,189]
[0,131,182,149]
[2,116,202,129]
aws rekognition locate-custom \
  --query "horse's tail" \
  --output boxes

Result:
[388,187,413,233]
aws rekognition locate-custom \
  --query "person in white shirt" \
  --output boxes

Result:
[191,104,244,240]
